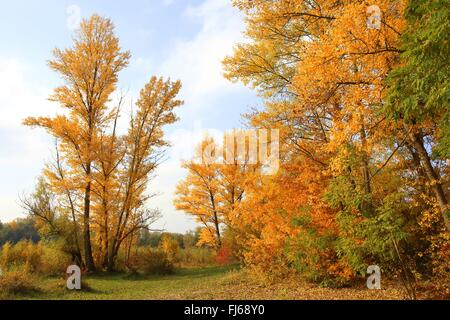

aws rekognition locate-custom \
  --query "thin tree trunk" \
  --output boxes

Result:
[210,192,222,247]
[126,232,133,268]
[107,238,120,272]
[55,144,84,267]
[83,163,96,271]
[360,123,374,216]
[408,130,450,231]
[69,201,83,268]
[392,236,417,300]
[101,192,110,269]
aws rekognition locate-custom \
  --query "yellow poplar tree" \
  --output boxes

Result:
[24,15,130,271]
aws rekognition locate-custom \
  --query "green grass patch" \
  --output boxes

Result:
[20,265,239,300]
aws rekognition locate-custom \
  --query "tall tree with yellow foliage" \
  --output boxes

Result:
[24,15,130,271]
[24,15,183,272]
[102,76,182,271]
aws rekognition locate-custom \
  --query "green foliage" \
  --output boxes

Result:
[336,192,410,272]
[287,172,422,288]
[385,0,449,152]
[177,248,216,267]
[324,171,433,287]
[138,230,162,247]
[182,231,199,249]
[434,122,450,158]
[288,211,351,288]
[138,230,198,249]
[0,218,40,246]
[288,235,335,285]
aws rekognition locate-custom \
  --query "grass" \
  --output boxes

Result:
[3,265,405,300]
[28,265,239,300]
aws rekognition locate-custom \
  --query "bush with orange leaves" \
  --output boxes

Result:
[228,159,341,282]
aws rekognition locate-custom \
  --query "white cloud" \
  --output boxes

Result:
[0,58,56,129]
[147,159,197,233]
[168,120,224,161]
[0,58,55,222]
[158,0,246,107]
[0,196,26,222]
[145,0,250,233]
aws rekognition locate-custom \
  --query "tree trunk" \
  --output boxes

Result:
[126,233,133,268]
[360,128,372,194]
[101,197,110,269]
[210,192,222,247]
[83,163,96,271]
[106,239,119,272]
[68,195,84,268]
[360,123,374,216]
[408,130,450,231]
[213,210,222,247]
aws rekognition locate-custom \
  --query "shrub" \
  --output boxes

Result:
[40,243,72,275]
[160,234,180,262]
[219,268,249,286]
[0,269,41,297]
[0,240,71,276]
[0,240,43,273]
[287,214,355,288]
[137,249,174,275]
[177,247,215,267]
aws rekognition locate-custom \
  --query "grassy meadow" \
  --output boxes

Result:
[2,265,409,300]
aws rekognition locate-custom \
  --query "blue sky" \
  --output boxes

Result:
[0,0,260,232]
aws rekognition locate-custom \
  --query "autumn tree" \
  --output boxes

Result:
[174,138,223,248]
[174,132,259,250]
[222,0,448,288]
[385,0,450,231]
[101,76,182,271]
[23,15,183,272]
[24,15,130,271]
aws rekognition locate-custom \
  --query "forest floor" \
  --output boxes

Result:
[8,265,412,300]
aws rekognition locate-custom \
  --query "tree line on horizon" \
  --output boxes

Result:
[0,217,200,250]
